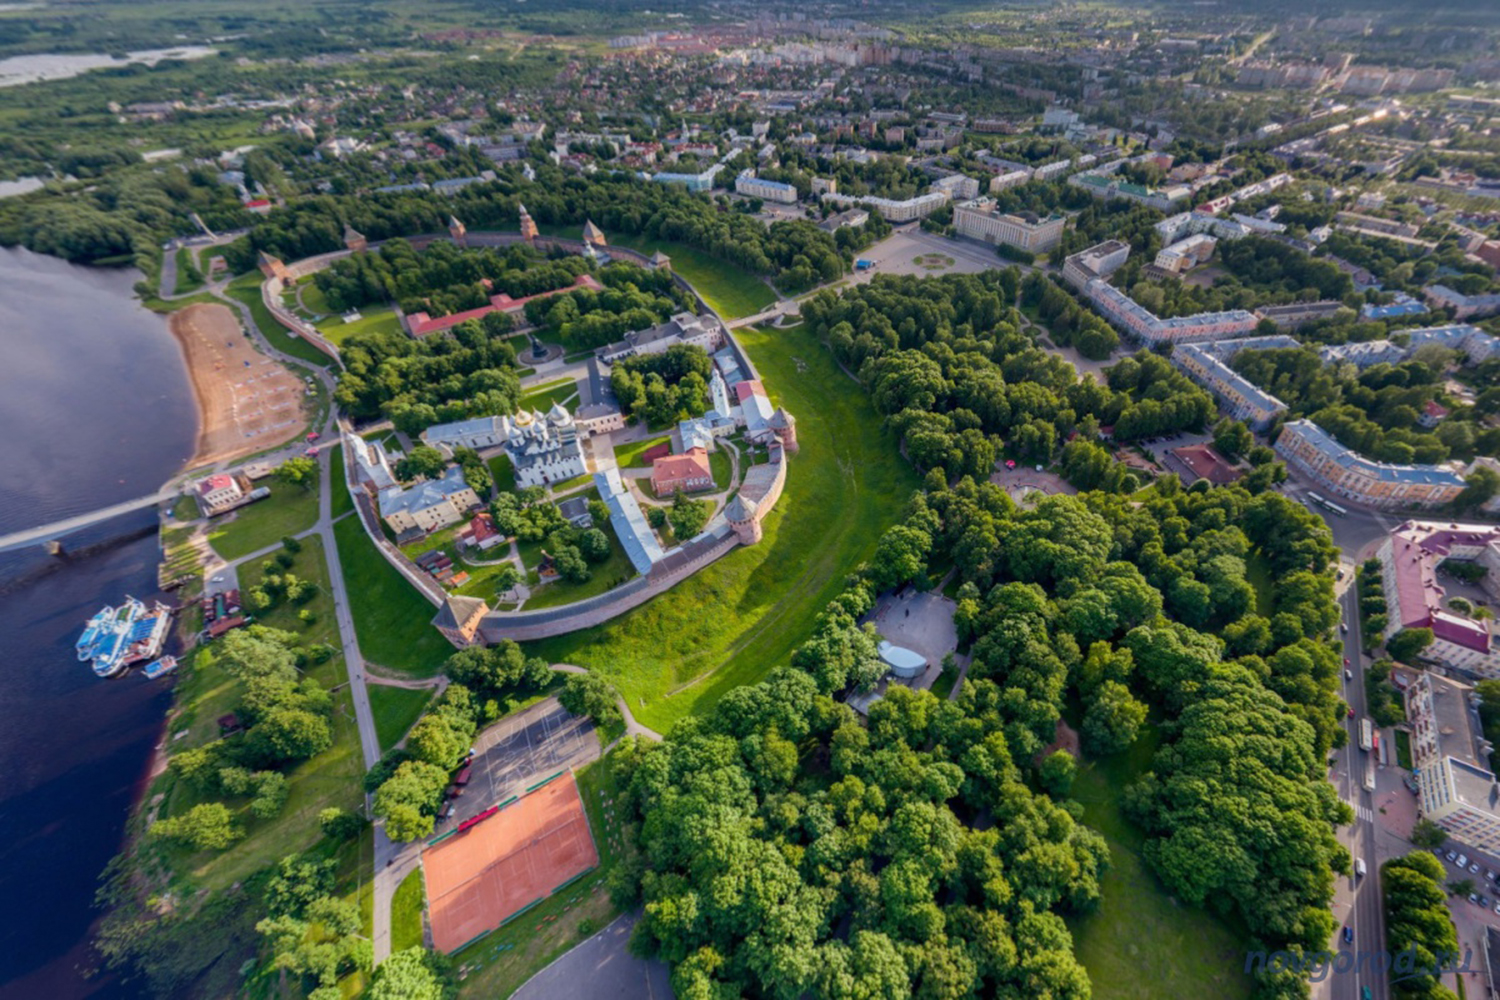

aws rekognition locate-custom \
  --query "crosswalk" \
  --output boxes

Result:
[1353,804,1375,824]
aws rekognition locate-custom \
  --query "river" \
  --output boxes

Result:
[0,247,197,998]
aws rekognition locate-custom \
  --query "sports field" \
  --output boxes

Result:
[424,774,598,953]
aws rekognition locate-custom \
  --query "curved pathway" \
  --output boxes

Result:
[552,663,663,741]
[511,912,671,1000]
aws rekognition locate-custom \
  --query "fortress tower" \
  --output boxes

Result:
[768,408,798,454]
[448,214,468,247]
[342,223,367,253]
[582,219,607,247]
[725,494,762,545]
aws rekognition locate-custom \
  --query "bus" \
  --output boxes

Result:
[1363,760,1377,792]
[1324,500,1348,517]
[1307,491,1327,506]
[1358,718,1373,753]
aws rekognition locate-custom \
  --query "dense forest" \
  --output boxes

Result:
[334,311,521,433]
[608,443,1348,998]
[314,239,592,317]
[800,271,1217,469]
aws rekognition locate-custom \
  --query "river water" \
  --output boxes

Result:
[0,247,197,998]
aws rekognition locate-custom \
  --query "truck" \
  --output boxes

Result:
[855,259,875,271]
[1355,858,1366,878]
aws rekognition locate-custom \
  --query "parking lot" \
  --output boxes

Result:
[443,697,600,829]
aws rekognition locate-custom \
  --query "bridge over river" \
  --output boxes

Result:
[0,489,178,556]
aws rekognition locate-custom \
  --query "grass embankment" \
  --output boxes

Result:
[528,323,918,733]
[607,234,777,319]
[206,481,320,561]
[370,684,435,751]
[521,522,638,611]
[331,512,451,677]
[153,537,366,891]
[316,304,403,345]
[392,868,427,952]
[329,445,354,519]
[223,273,337,368]
[1068,729,1253,1000]
[454,754,632,998]
[173,246,205,294]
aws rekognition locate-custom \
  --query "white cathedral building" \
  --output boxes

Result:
[422,403,588,489]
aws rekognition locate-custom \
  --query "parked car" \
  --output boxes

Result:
[1345,669,1353,680]
[1473,864,1482,874]
[1355,858,1366,878]
[1469,894,1480,904]
[1341,622,1349,632]
[1343,926,1353,944]
[1448,851,1459,862]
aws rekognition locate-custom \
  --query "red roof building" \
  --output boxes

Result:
[1169,444,1243,486]
[650,447,714,497]
[405,273,603,338]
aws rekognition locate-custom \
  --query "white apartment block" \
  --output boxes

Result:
[734,169,799,204]
[820,189,949,222]
[953,198,1066,253]
[1407,672,1500,853]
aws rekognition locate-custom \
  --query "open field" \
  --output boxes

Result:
[331,510,452,677]
[369,683,435,751]
[528,323,918,732]
[519,377,580,411]
[173,246,204,294]
[606,234,777,319]
[206,479,320,561]
[520,522,638,611]
[316,305,404,345]
[1068,728,1253,1000]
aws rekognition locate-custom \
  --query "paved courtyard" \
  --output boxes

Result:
[867,588,959,690]
[444,697,600,829]
[987,466,1076,506]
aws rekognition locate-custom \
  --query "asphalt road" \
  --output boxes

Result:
[1327,581,1390,1000]
[511,913,671,1000]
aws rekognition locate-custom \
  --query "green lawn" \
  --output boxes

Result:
[207,482,320,561]
[1245,552,1276,617]
[156,536,364,891]
[173,246,204,295]
[607,234,777,319]
[709,448,733,491]
[454,755,629,998]
[316,305,404,346]
[370,684,435,751]
[489,454,516,495]
[224,273,337,368]
[613,435,672,469]
[527,323,918,732]
[519,377,580,411]
[521,522,639,611]
[330,446,354,519]
[392,868,426,953]
[1068,728,1253,1000]
[1395,728,1414,770]
[331,513,453,677]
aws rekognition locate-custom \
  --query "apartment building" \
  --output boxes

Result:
[1406,671,1500,852]
[819,189,949,222]
[735,169,799,204]
[1172,339,1293,429]
[953,198,1066,253]
[1274,419,1466,509]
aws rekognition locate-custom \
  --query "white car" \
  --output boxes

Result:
[1473,864,1483,874]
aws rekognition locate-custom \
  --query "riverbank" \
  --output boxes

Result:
[167,302,308,468]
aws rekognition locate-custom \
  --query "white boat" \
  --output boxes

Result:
[76,597,173,677]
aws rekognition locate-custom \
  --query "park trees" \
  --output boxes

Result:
[275,456,318,490]
[1387,628,1435,664]
[1382,853,1460,1000]
[151,802,242,851]
[557,673,624,732]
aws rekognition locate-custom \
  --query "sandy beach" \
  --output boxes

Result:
[168,302,308,467]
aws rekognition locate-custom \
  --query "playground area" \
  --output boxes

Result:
[424,773,599,953]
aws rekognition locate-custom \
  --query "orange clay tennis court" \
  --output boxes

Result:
[423,774,598,953]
